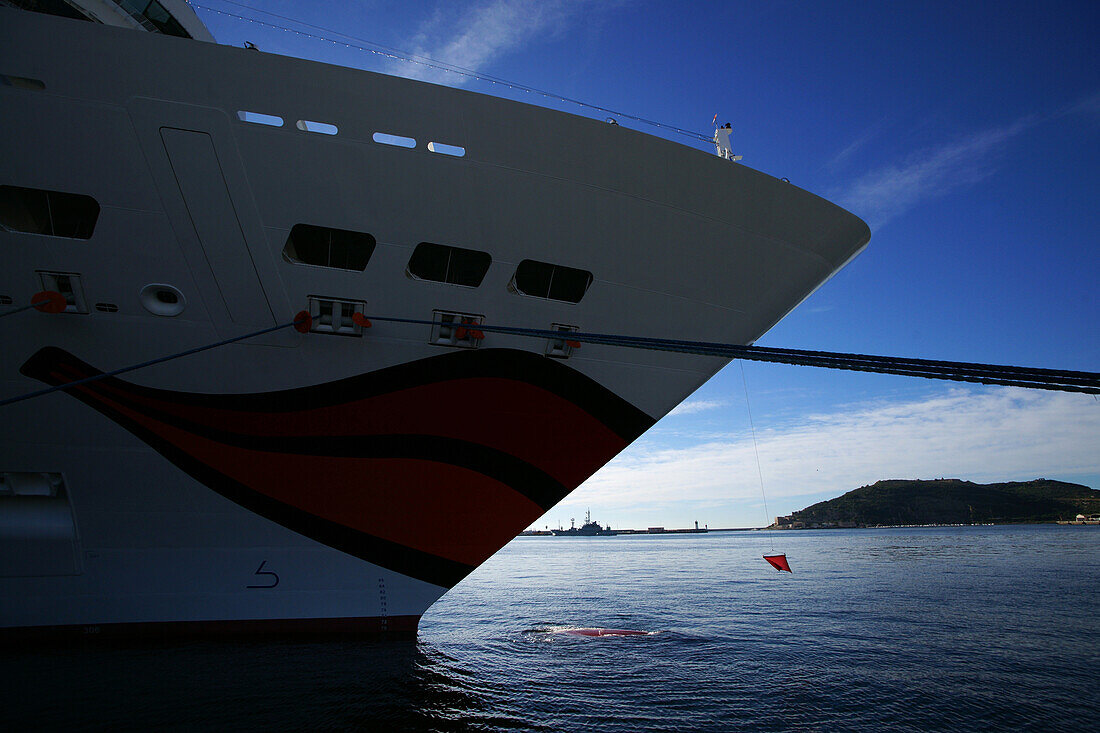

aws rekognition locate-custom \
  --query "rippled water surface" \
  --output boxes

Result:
[5,525,1099,731]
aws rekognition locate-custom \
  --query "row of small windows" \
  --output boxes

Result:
[282,226,593,304]
[236,111,467,158]
[0,186,591,304]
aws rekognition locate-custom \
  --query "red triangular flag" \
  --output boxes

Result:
[763,554,792,572]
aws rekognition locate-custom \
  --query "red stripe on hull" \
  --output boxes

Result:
[217,454,543,566]
[71,382,546,567]
[0,615,421,643]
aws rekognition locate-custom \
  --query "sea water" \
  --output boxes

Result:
[4,525,1098,731]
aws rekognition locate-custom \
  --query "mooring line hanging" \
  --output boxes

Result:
[185,1,714,144]
[738,360,792,573]
[0,312,312,409]
[738,361,771,547]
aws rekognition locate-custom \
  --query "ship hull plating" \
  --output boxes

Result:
[0,9,869,636]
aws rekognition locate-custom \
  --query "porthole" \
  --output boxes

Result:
[237,110,283,127]
[427,141,466,157]
[296,120,338,135]
[373,132,416,148]
[140,284,186,317]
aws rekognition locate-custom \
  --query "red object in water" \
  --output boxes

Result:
[563,627,649,637]
[32,291,67,314]
[763,554,792,573]
[293,310,313,333]
[351,313,372,328]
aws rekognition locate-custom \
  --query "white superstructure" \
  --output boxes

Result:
[0,6,869,637]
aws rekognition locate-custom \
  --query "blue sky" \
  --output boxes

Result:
[189,1,1099,529]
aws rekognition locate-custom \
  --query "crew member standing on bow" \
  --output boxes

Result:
[714,122,734,160]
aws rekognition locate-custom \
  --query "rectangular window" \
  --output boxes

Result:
[0,185,99,239]
[512,259,593,304]
[283,224,376,271]
[407,242,491,287]
[141,1,190,37]
[115,0,191,37]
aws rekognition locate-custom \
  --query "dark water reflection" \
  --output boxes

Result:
[3,638,487,731]
[3,525,1098,731]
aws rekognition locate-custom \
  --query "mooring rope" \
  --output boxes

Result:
[0,312,312,409]
[1,311,1096,408]
[359,315,1100,395]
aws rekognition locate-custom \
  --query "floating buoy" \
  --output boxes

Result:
[763,554,792,573]
[351,312,372,328]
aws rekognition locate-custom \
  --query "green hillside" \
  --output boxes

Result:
[787,478,1099,527]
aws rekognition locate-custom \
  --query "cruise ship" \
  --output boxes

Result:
[0,1,870,637]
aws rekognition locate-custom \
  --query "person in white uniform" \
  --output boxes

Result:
[714,122,734,160]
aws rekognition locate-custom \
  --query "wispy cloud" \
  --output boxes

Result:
[667,399,727,417]
[834,117,1034,230]
[562,389,1099,518]
[1065,89,1100,118]
[387,0,602,85]
[825,122,882,172]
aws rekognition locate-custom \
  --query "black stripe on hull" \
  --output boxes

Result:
[21,346,655,441]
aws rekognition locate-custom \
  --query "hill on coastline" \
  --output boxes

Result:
[783,479,1099,527]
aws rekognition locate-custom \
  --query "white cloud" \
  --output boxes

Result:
[834,118,1033,230]
[568,388,1099,515]
[667,399,727,416]
[825,123,881,171]
[387,0,601,85]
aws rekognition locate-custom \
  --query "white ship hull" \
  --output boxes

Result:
[0,9,869,637]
